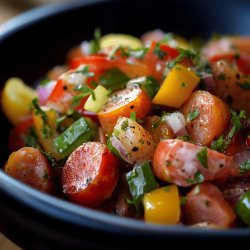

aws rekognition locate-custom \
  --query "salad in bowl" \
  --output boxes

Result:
[2,29,250,229]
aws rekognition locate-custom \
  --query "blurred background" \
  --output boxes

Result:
[0,0,64,24]
[0,1,67,250]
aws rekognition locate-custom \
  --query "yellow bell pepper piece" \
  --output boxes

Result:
[84,85,110,113]
[33,107,61,160]
[100,34,142,49]
[152,64,200,108]
[143,185,180,225]
[1,78,36,125]
[167,35,189,50]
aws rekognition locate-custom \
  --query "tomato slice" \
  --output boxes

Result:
[62,142,119,207]
[98,86,151,134]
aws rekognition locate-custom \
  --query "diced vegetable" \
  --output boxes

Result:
[163,112,188,137]
[1,78,37,125]
[143,115,174,144]
[53,117,98,159]
[99,68,130,91]
[126,161,158,213]
[183,182,236,228]
[182,90,230,146]
[235,191,250,226]
[84,85,110,113]
[152,64,200,108]
[152,139,237,187]
[32,104,61,160]
[110,117,155,164]
[143,185,180,224]
[100,34,142,49]
[62,142,119,207]
[127,76,159,99]
[98,86,151,134]
[4,147,54,193]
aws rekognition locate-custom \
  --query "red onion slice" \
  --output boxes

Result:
[163,112,188,136]
[110,135,132,164]
[233,150,250,165]
[37,80,56,105]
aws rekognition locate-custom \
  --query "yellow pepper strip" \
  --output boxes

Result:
[1,78,36,125]
[100,34,142,49]
[152,64,200,108]
[33,107,61,160]
[143,185,180,225]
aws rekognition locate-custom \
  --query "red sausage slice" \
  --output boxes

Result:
[152,139,237,186]
[62,142,119,207]
[4,147,54,193]
[183,182,236,228]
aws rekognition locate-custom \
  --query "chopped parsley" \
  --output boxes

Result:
[32,98,51,138]
[121,119,129,131]
[211,110,247,153]
[164,186,171,192]
[89,28,101,54]
[228,110,246,140]
[121,47,149,59]
[196,147,208,169]
[186,171,205,184]
[239,160,250,174]
[152,111,169,128]
[130,112,136,121]
[180,196,187,206]
[176,135,192,142]
[139,138,144,144]
[74,84,96,100]
[75,65,94,77]
[181,82,188,88]
[166,48,196,69]
[154,43,167,60]
[99,68,130,92]
[211,135,225,152]
[21,126,39,148]
[236,82,250,90]
[187,108,200,122]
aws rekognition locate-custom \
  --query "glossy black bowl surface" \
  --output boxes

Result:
[0,0,250,249]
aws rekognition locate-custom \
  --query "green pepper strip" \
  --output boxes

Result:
[235,190,250,227]
[126,161,158,214]
[53,117,97,159]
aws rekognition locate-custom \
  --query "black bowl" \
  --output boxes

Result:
[1,0,250,249]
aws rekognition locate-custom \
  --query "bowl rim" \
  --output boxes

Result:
[0,0,250,239]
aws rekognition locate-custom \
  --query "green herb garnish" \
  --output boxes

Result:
[89,28,101,54]
[186,171,205,184]
[196,147,208,169]
[239,160,250,174]
[187,108,200,122]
